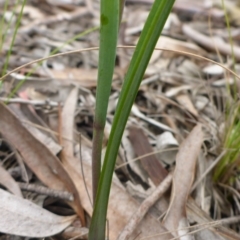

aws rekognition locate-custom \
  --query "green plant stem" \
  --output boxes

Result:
[2,0,26,76]
[119,0,125,26]
[0,0,10,52]
[221,0,237,99]
[89,0,174,239]
[91,0,119,205]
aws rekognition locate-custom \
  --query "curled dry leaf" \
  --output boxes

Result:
[0,102,85,225]
[164,124,203,239]
[0,188,76,237]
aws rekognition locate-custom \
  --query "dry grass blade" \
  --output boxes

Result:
[0,188,76,237]
[164,124,203,238]
[0,103,85,224]
[1,47,240,82]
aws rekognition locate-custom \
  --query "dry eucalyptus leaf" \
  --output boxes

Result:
[9,104,62,156]
[0,165,22,197]
[164,124,203,239]
[128,126,168,186]
[0,188,76,237]
[0,103,85,224]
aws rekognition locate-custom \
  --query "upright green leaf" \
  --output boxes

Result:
[89,0,175,239]
[91,0,119,212]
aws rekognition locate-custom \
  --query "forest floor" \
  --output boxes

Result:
[1,0,240,239]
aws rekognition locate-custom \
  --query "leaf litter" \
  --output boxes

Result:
[1,0,240,239]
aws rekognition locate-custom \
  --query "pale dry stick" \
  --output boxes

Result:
[115,147,179,170]
[117,173,173,240]
[1,46,240,83]
[0,97,59,106]
[169,215,240,240]
[191,150,226,192]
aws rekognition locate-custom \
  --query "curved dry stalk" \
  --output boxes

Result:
[1,46,240,82]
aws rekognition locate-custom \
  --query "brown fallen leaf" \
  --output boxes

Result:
[0,188,76,237]
[0,164,23,197]
[164,124,203,238]
[0,102,85,225]
[128,126,168,185]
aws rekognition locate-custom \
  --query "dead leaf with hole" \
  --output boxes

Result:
[164,124,203,239]
[0,102,85,225]
[0,188,76,237]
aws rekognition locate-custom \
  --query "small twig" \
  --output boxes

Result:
[0,98,59,107]
[117,173,172,240]
[18,182,73,201]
